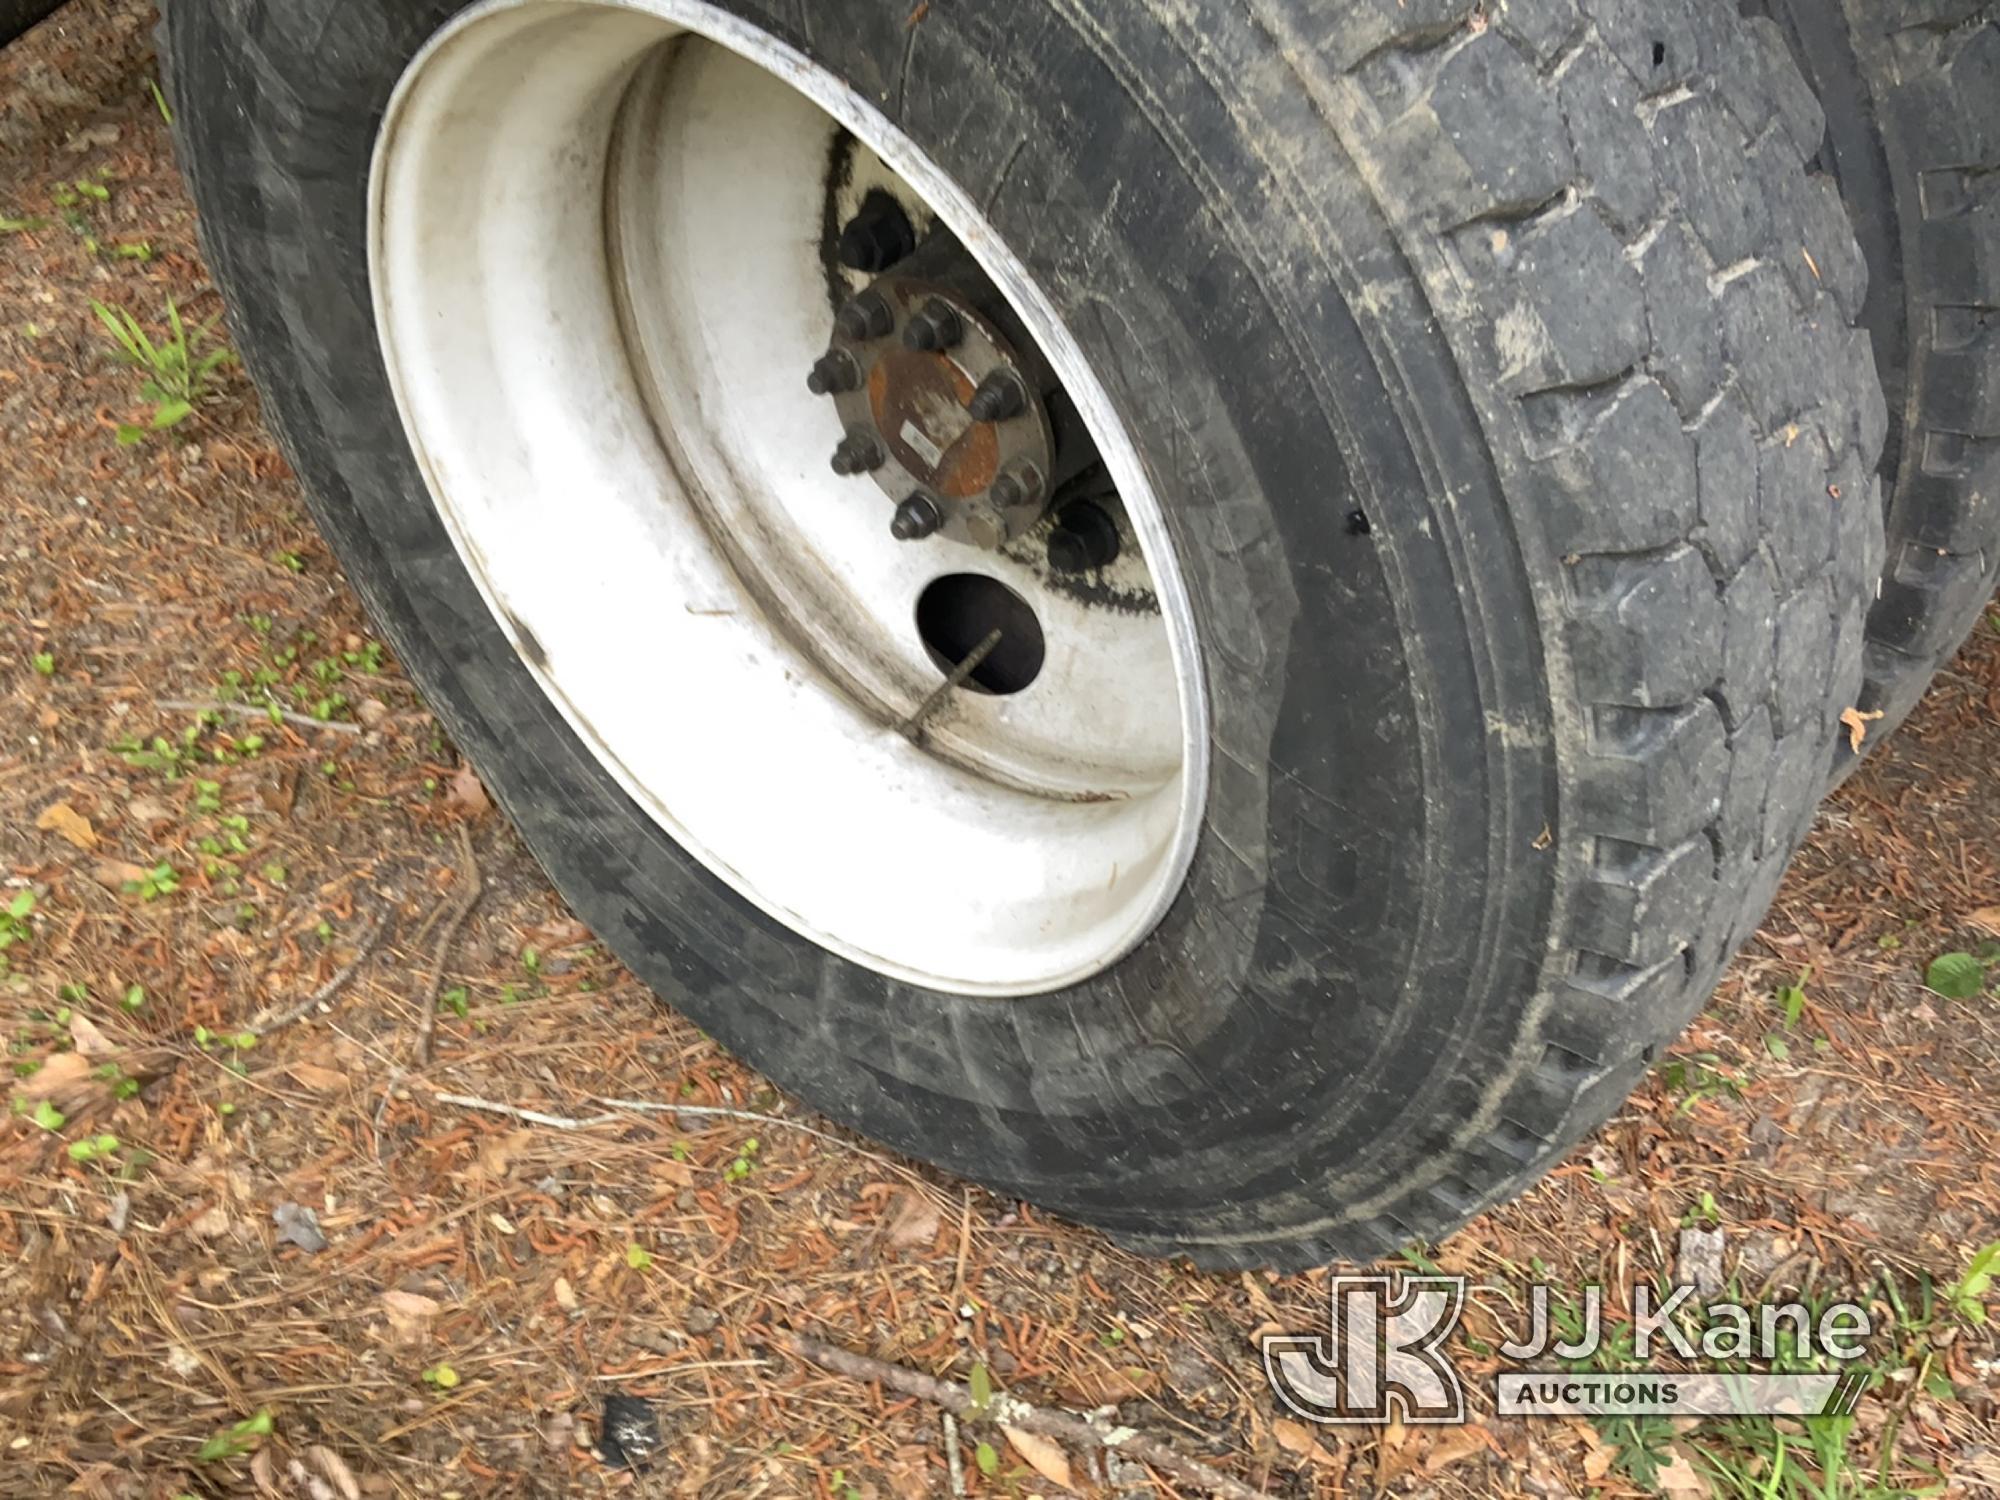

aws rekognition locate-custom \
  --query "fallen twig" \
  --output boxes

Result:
[594,1097,901,1163]
[434,1092,614,1129]
[158,698,363,736]
[376,826,481,1153]
[778,1332,1268,1500]
[411,821,481,1068]
[941,1411,967,1498]
[429,1090,908,1172]
[251,903,392,1032]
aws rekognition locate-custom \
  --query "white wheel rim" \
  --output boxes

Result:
[370,0,1209,996]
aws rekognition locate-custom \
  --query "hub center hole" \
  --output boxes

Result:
[915,573,1046,695]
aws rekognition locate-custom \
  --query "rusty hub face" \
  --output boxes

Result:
[815,272,1057,551]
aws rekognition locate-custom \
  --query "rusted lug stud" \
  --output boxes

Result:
[1047,500,1121,574]
[890,493,943,540]
[830,430,885,476]
[963,504,1007,551]
[834,289,895,341]
[965,369,1027,422]
[902,298,964,352]
[806,349,861,396]
[837,192,917,273]
[989,462,1044,511]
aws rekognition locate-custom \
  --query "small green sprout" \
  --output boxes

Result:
[723,1137,760,1182]
[0,890,36,951]
[194,1409,271,1463]
[123,863,181,901]
[1947,1241,2000,1326]
[67,1134,120,1163]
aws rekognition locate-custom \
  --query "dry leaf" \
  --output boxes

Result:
[307,1446,361,1500]
[188,1204,233,1239]
[381,1289,441,1342]
[1239,1270,1282,1323]
[91,859,150,890]
[1000,1426,1073,1489]
[1423,1424,1492,1473]
[529,916,592,949]
[68,1012,116,1059]
[886,1444,934,1500]
[1655,1448,1709,1497]
[1272,1418,1331,1464]
[288,1062,348,1093]
[1055,1360,1161,1407]
[35,801,96,849]
[446,764,491,817]
[475,1128,533,1178]
[18,1051,91,1099]
[1579,1422,1617,1481]
[1965,905,2000,937]
[1839,705,1885,752]
[553,1277,580,1314]
[883,1189,942,1249]
[1376,1413,1414,1487]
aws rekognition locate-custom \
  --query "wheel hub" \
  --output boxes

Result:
[812,227,1075,552]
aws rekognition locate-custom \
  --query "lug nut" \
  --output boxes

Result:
[903,298,964,352]
[989,462,1044,511]
[1047,501,1121,574]
[835,290,895,341]
[837,191,917,273]
[966,370,1027,422]
[806,350,861,395]
[963,504,1007,551]
[831,430,884,476]
[891,493,943,540]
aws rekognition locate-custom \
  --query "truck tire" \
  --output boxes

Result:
[0,0,66,48]
[162,0,1883,1268]
[1753,1,2000,759]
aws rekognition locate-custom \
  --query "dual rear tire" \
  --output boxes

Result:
[166,0,1889,1266]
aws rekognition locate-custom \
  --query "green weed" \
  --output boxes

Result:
[90,296,233,443]
[195,1410,271,1464]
